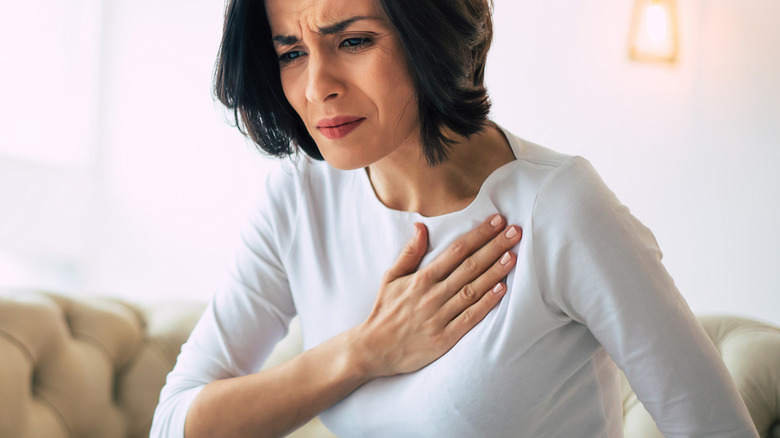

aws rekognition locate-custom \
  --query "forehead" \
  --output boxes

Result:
[265,0,386,34]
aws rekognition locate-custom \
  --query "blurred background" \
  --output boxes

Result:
[1,0,778,325]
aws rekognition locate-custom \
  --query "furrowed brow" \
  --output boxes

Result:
[272,16,381,47]
[272,34,299,47]
[317,16,375,35]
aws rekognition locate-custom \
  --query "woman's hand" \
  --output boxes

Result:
[352,214,521,378]
[183,215,520,438]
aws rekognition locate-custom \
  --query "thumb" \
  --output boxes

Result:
[384,222,428,280]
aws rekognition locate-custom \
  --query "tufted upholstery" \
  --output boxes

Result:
[0,291,204,438]
[1,291,778,438]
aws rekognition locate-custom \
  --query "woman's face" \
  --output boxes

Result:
[265,0,420,170]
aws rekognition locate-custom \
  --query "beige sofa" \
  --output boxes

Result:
[1,291,778,438]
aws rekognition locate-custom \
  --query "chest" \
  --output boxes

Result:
[277,196,613,436]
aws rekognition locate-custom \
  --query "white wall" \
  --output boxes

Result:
[2,0,778,324]
[0,0,102,292]
[83,0,274,301]
[487,0,780,325]
[0,158,97,291]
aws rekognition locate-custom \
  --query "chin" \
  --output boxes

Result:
[320,153,372,171]
[316,141,385,171]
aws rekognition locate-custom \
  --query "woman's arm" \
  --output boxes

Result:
[533,157,757,437]
[183,326,367,438]
[182,215,521,438]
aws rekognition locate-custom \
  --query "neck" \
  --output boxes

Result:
[365,123,515,217]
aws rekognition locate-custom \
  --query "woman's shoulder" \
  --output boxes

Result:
[496,129,604,200]
[245,155,350,246]
[504,133,572,170]
[502,133,639,242]
[260,153,360,215]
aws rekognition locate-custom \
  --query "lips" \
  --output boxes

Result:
[316,116,366,140]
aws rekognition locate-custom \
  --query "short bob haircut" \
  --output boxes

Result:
[214,0,493,166]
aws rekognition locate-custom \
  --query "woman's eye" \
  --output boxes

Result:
[279,50,305,65]
[340,37,372,50]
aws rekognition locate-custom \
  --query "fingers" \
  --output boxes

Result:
[444,280,507,342]
[367,216,519,378]
[438,250,516,324]
[425,214,508,281]
[383,223,429,281]
[431,217,520,327]
[445,224,522,290]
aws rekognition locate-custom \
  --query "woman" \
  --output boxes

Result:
[152,0,758,436]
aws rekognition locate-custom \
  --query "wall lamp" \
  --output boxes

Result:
[628,0,679,63]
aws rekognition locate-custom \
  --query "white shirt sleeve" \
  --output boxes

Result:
[150,168,298,438]
[532,156,758,437]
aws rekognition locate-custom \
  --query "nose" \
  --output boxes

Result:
[305,53,345,104]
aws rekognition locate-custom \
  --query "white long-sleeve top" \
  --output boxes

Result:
[151,128,757,437]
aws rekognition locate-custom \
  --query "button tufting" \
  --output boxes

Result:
[1,291,205,438]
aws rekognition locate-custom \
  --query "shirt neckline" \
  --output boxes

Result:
[357,125,522,223]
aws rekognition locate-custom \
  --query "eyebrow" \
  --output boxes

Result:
[272,16,379,47]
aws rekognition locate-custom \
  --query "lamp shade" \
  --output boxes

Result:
[628,0,679,62]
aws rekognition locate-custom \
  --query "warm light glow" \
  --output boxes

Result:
[629,0,679,63]
[645,4,668,43]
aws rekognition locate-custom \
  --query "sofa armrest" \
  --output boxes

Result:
[0,290,205,438]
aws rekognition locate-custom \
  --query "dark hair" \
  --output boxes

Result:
[214,0,493,166]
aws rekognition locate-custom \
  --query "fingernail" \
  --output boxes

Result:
[490,214,503,227]
[505,226,518,239]
[499,252,511,265]
[492,283,504,294]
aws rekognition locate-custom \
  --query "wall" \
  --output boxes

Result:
[83,0,274,301]
[2,0,778,324]
[0,158,96,291]
[0,0,102,292]
[487,0,780,324]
